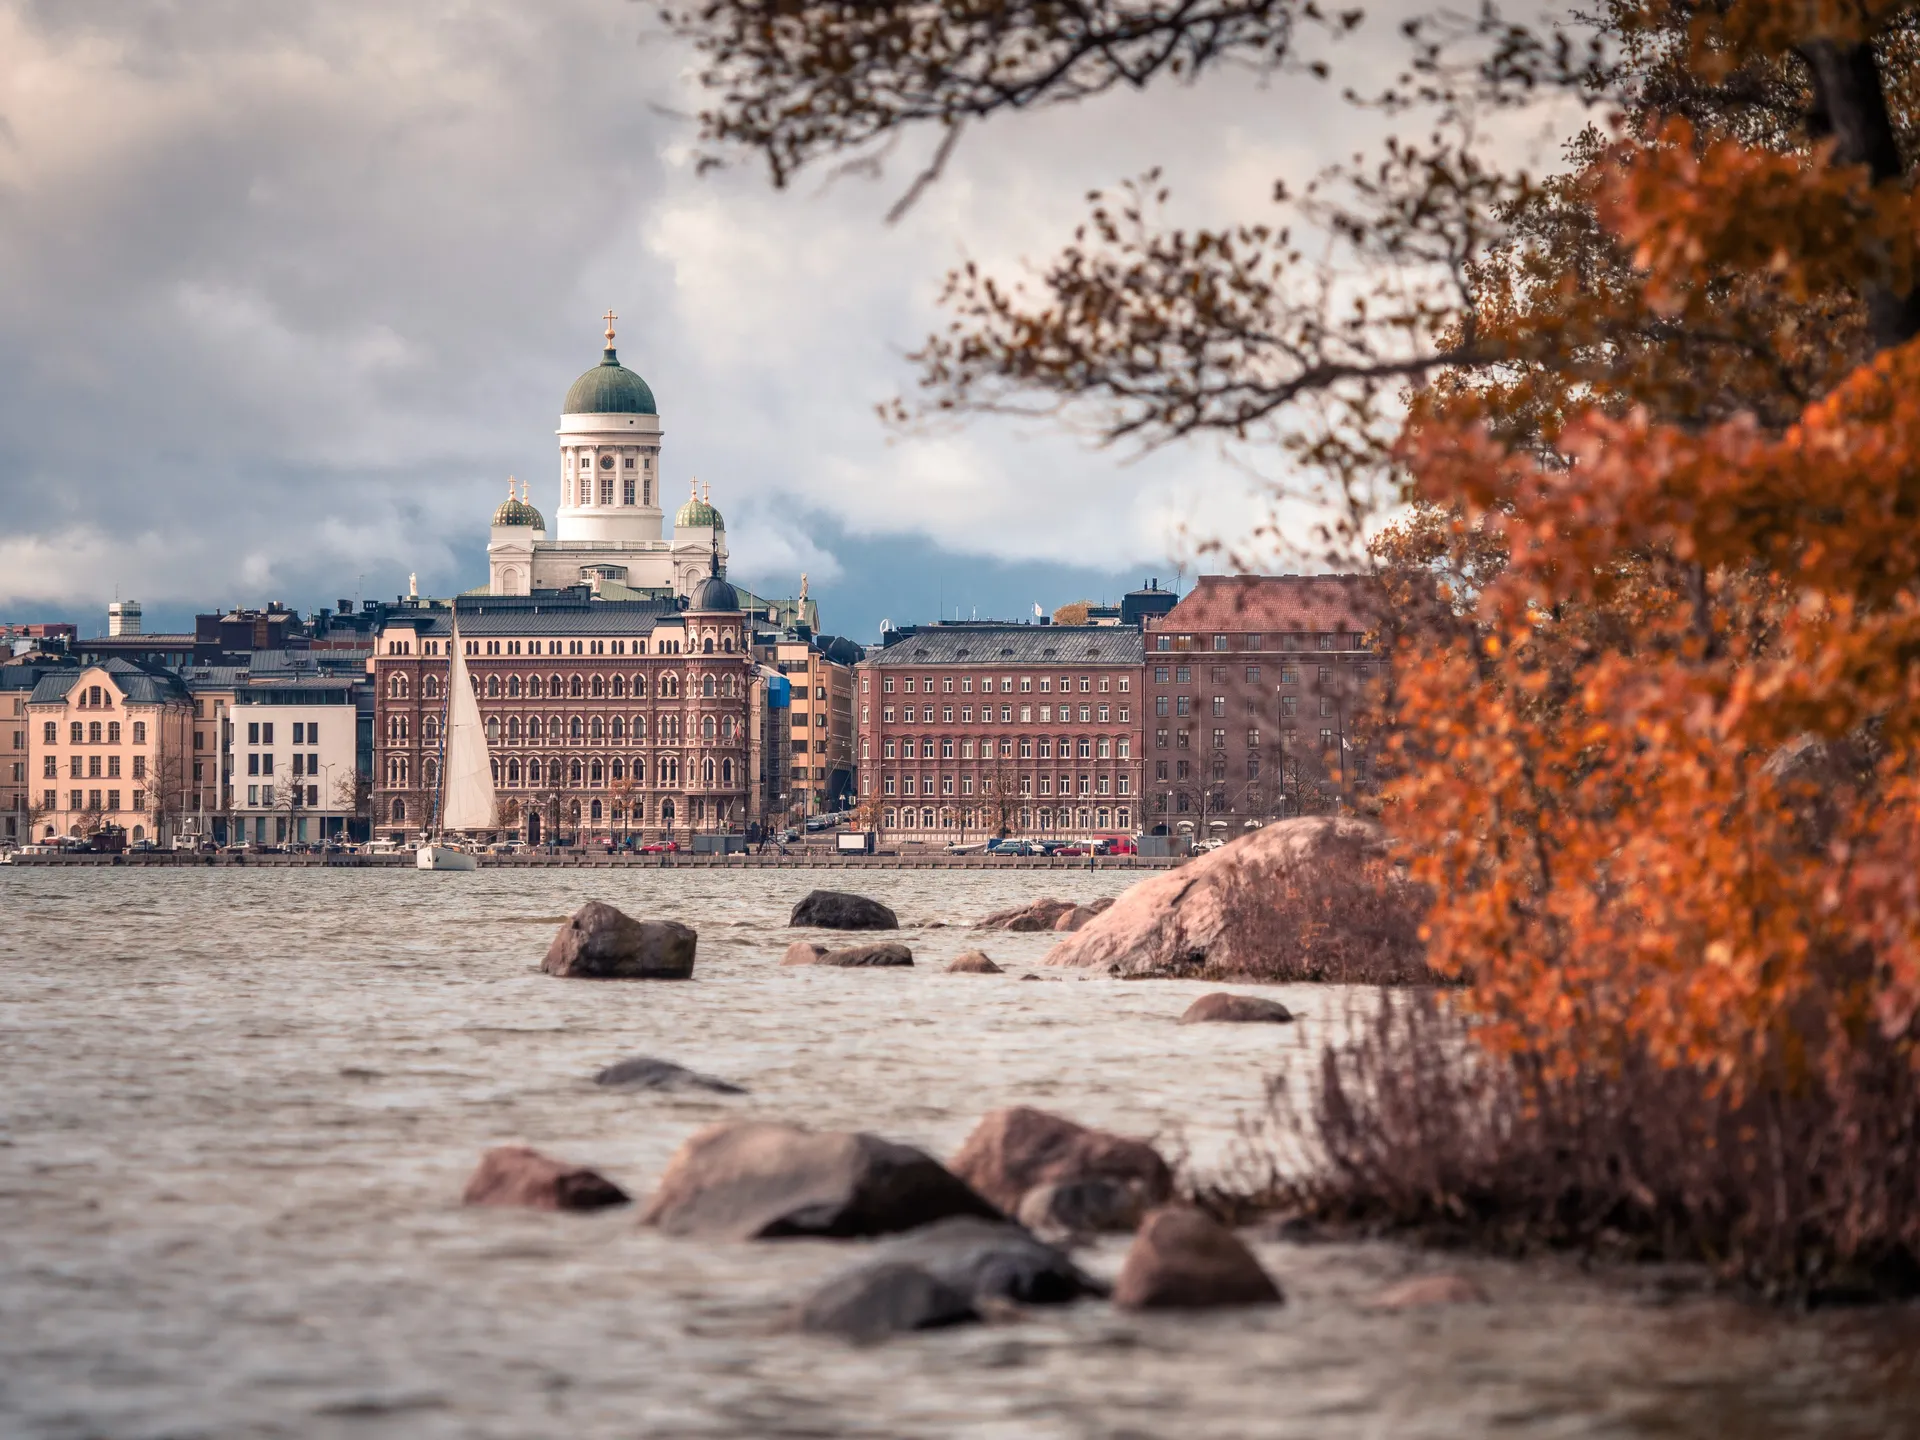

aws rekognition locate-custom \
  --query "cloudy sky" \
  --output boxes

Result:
[0,0,1562,640]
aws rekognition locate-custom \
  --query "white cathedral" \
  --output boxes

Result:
[485,313,729,598]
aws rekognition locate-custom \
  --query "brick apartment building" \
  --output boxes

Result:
[856,623,1145,843]
[1144,574,1381,836]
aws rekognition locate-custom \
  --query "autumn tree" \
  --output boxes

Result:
[663,0,1920,1281]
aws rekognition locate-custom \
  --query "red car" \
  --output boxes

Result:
[638,840,679,854]
[1094,837,1137,856]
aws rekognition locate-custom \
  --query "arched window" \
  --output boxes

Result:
[590,674,604,698]
[702,756,716,786]
[132,720,146,744]
[508,716,522,741]
[527,758,542,785]
[422,674,440,700]
[662,715,679,741]
[549,674,563,695]
[508,758,521,784]
[722,635,734,653]
[590,716,604,741]
[721,757,733,785]
[701,714,716,740]
[590,799,602,821]
[610,716,624,741]
[391,798,406,822]
[389,674,408,700]
[611,758,625,782]
[569,716,583,740]
[569,800,581,823]
[702,674,715,698]
[590,759,603,785]
[633,674,648,698]
[485,716,500,743]
[632,756,647,784]
[662,799,676,824]
[720,716,734,741]
[490,757,500,782]
[633,715,647,739]
[525,674,541,698]
[661,674,678,699]
[569,674,583,698]
[422,716,439,743]
[610,675,625,698]
[528,715,543,741]
[661,755,679,786]
[107,722,121,743]
[424,759,440,788]
[508,674,522,698]
[88,721,102,744]
[570,759,583,784]
[703,638,714,654]
[486,674,499,697]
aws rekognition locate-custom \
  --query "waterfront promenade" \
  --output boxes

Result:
[7,850,1183,871]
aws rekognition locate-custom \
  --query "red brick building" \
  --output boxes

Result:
[1144,574,1381,836]
[856,624,1145,843]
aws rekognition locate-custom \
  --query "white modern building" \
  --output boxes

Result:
[228,681,359,845]
[485,314,727,599]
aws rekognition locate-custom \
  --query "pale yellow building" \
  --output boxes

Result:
[26,660,196,844]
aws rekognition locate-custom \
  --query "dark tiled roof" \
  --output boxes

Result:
[863,625,1143,667]
[1150,574,1381,635]
[386,596,686,639]
[29,658,191,706]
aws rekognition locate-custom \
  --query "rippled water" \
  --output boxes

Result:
[2,867,1917,1440]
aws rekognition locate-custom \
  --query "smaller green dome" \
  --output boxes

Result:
[675,480,724,532]
[491,480,544,529]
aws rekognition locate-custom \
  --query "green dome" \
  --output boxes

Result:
[564,346,657,415]
[492,494,545,528]
[675,489,724,532]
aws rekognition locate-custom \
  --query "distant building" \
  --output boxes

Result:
[1143,574,1382,833]
[24,660,196,845]
[856,623,1145,843]
[229,680,361,846]
[753,620,862,819]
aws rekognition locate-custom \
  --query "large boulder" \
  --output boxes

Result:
[790,890,899,930]
[817,942,913,967]
[947,950,1003,974]
[1015,1177,1151,1238]
[640,1120,1002,1239]
[796,1261,979,1342]
[1052,905,1101,932]
[947,1106,1172,1216]
[782,941,828,966]
[461,1145,629,1211]
[541,902,696,979]
[867,1216,1102,1303]
[1112,1206,1284,1310]
[1043,817,1428,981]
[1179,992,1294,1025]
[976,898,1077,932]
[593,1056,746,1094]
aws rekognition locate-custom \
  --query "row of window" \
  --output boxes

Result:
[45,788,144,812]
[241,721,324,745]
[1150,631,1366,652]
[45,754,148,779]
[385,671,734,701]
[881,773,1131,798]
[242,752,324,776]
[384,636,711,658]
[1153,694,1340,718]
[876,703,1129,726]
[1152,726,1337,749]
[383,712,738,744]
[874,674,1130,696]
[380,753,738,790]
[1153,664,1368,686]
[883,806,1132,832]
[44,720,148,745]
[873,735,1130,761]
[566,475,647,508]
[241,784,324,809]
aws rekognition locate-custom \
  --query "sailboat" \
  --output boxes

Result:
[418,614,495,871]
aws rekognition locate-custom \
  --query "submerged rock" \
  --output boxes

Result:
[1370,1274,1490,1309]
[1179,992,1295,1025]
[640,1120,1002,1240]
[948,1106,1172,1216]
[781,940,828,966]
[1053,905,1101,932]
[461,1145,629,1212]
[1112,1206,1283,1310]
[977,898,1077,932]
[796,1260,979,1342]
[541,902,696,979]
[869,1216,1103,1303]
[790,890,899,930]
[592,1056,746,1095]
[1015,1176,1151,1238]
[817,942,913,967]
[947,951,1003,974]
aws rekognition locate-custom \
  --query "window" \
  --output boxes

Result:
[1321,697,1335,717]
[132,722,146,744]
[107,722,121,743]
[1321,728,1335,749]
[1156,728,1168,749]
[1156,636,1170,651]
[1175,696,1191,717]
[1213,635,1228,651]
[1282,696,1297,716]
[1212,696,1226,716]
[43,721,55,744]
[1318,633,1334,650]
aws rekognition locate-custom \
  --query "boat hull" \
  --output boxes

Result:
[416,844,478,871]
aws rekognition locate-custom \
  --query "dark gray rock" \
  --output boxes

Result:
[1015,1176,1151,1237]
[790,890,899,930]
[461,1145,629,1211]
[593,1056,746,1095]
[640,1120,1003,1240]
[870,1216,1104,1304]
[796,1261,980,1342]
[541,902,696,979]
[1179,992,1295,1025]
[818,942,914,967]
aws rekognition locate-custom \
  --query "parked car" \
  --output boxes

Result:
[775,828,800,843]
[128,839,159,853]
[1052,844,1088,857]
[639,840,679,854]
[994,840,1043,856]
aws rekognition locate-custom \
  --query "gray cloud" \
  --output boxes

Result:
[0,0,1554,631]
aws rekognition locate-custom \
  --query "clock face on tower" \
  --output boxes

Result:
[600,455,614,470]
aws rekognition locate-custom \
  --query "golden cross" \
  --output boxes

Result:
[603,309,618,345]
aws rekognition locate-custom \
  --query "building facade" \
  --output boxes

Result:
[1143,574,1381,835]
[370,576,754,846]
[24,661,195,844]
[756,628,862,820]
[856,624,1145,843]
[228,681,360,845]
[484,316,727,599]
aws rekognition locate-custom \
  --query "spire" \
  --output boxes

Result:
[519,478,529,502]
[702,480,712,504]
[602,308,618,359]
[505,475,516,499]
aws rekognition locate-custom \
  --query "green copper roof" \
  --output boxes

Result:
[675,495,724,531]
[491,494,545,528]
[564,347,657,415]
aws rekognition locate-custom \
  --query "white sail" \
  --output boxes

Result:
[440,620,496,833]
